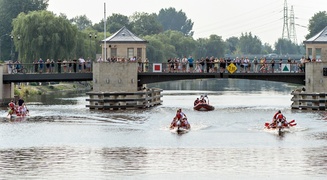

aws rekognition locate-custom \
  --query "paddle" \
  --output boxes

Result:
[264,119,296,128]
[288,119,295,124]
[289,123,297,126]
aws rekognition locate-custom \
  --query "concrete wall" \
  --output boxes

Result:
[0,64,14,104]
[305,62,327,92]
[305,46,327,93]
[92,62,138,92]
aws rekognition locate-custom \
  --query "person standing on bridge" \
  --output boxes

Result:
[33,59,38,73]
[50,59,55,73]
[38,58,44,73]
[270,58,275,73]
[181,56,188,73]
[187,55,194,73]
[57,59,62,73]
[253,58,258,73]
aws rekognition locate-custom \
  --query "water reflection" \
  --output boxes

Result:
[26,90,86,105]
[149,79,299,94]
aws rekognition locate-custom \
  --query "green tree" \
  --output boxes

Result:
[306,11,327,39]
[70,15,93,31]
[163,30,196,58]
[274,38,299,55]
[157,7,194,36]
[262,43,273,55]
[204,35,226,58]
[144,33,178,63]
[93,13,131,34]
[225,37,239,55]
[238,32,262,54]
[107,13,131,33]
[143,36,165,63]
[130,12,163,36]
[0,0,48,60]
[12,10,77,62]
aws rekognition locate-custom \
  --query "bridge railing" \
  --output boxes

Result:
[140,61,307,73]
[3,61,93,74]
[3,61,310,74]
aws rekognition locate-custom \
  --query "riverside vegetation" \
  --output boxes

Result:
[14,82,92,98]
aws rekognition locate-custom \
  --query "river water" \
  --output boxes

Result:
[0,79,327,179]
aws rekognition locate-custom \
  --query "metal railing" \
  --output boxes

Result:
[3,61,310,74]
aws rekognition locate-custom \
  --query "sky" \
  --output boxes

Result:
[48,0,326,46]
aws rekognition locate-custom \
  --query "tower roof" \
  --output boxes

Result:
[102,26,148,43]
[304,26,327,44]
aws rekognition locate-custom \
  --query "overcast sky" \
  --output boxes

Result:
[48,0,326,46]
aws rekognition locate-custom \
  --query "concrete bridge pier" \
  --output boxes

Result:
[0,64,14,105]
[86,62,162,110]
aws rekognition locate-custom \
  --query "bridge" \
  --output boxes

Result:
[0,62,305,105]
[2,62,305,85]
[138,72,305,85]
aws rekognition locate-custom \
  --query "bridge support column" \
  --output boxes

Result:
[291,47,327,110]
[87,62,162,110]
[0,65,14,105]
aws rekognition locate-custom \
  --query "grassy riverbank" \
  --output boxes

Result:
[15,82,91,97]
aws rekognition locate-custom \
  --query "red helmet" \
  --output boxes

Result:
[277,114,283,119]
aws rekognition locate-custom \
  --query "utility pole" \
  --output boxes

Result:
[289,5,297,44]
[282,0,290,40]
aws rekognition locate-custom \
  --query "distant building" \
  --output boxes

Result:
[101,26,148,62]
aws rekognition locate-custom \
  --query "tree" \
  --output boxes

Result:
[93,13,131,34]
[144,33,178,63]
[225,37,239,55]
[204,35,226,58]
[262,43,273,55]
[163,30,197,58]
[107,13,131,33]
[157,7,194,36]
[306,11,327,40]
[0,0,48,60]
[12,10,77,62]
[143,36,165,63]
[274,38,300,55]
[70,15,93,31]
[130,12,163,36]
[238,32,262,54]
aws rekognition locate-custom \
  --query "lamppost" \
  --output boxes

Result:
[0,34,8,61]
[10,35,13,61]
[94,34,97,59]
[17,35,23,63]
[10,35,20,61]
[89,33,97,59]
[89,33,92,58]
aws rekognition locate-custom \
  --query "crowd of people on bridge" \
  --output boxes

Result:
[166,55,317,73]
[6,55,318,74]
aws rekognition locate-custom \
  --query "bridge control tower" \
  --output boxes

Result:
[291,26,327,110]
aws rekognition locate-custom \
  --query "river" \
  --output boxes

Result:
[0,79,326,179]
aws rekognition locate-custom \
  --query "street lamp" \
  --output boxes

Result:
[94,34,97,58]
[89,33,97,59]
[89,33,92,58]
[10,35,20,61]
[17,35,23,63]
[10,35,14,61]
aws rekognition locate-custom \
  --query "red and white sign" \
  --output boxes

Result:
[153,63,162,72]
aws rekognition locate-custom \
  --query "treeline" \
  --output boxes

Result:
[1,0,327,63]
